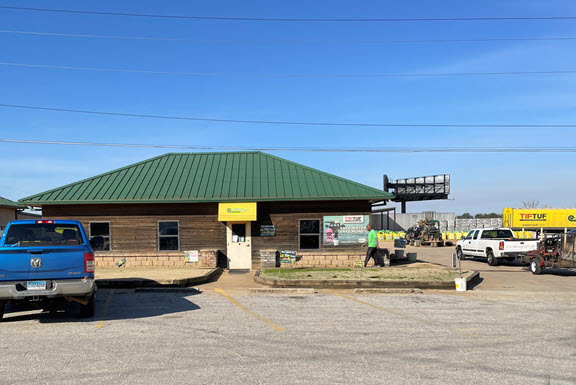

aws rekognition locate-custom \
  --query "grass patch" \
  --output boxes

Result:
[261,268,467,282]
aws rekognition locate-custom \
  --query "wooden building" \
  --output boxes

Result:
[0,196,40,233]
[19,152,394,269]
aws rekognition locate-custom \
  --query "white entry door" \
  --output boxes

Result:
[226,222,252,269]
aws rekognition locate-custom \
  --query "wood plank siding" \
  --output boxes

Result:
[43,200,373,269]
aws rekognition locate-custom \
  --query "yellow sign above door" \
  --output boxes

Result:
[218,202,257,221]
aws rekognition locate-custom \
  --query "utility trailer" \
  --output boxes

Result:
[519,230,576,275]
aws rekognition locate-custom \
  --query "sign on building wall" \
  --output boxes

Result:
[184,250,199,263]
[280,250,297,264]
[324,215,370,246]
[218,202,257,221]
[260,225,276,237]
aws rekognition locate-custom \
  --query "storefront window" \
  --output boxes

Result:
[158,221,179,251]
[299,219,320,250]
[89,222,111,251]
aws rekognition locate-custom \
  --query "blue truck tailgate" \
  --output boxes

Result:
[0,246,90,281]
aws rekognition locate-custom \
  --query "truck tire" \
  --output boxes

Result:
[487,250,498,266]
[79,294,95,318]
[0,301,4,321]
[530,258,543,275]
[456,247,465,260]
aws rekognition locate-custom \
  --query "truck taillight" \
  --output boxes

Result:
[36,220,54,224]
[84,252,95,273]
[499,241,504,250]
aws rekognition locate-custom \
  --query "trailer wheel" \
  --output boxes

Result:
[530,259,543,275]
[0,301,4,321]
[487,250,498,266]
[456,247,465,260]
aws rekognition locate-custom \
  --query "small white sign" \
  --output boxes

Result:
[343,216,364,224]
[185,250,199,263]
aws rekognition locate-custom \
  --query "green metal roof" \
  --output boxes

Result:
[0,196,24,208]
[19,152,394,205]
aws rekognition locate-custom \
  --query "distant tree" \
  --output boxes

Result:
[457,213,473,219]
[522,200,539,208]
[474,213,502,219]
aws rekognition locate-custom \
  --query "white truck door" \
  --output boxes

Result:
[461,230,476,255]
[469,230,481,256]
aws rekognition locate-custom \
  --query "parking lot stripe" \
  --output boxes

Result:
[326,290,479,338]
[96,289,115,329]
[214,288,285,331]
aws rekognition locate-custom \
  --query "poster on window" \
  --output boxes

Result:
[324,215,370,246]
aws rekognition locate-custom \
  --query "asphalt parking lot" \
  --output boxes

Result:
[412,245,576,292]
[1,284,576,385]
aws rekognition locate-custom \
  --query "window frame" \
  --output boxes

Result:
[298,218,321,250]
[158,220,180,252]
[89,221,111,251]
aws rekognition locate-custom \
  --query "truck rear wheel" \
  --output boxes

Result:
[487,250,498,266]
[530,259,543,275]
[79,294,95,318]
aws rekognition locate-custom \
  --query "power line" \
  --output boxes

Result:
[1,6,575,22]
[2,29,575,44]
[1,103,575,128]
[0,139,574,152]
[2,62,575,78]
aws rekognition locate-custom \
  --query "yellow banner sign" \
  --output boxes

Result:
[218,202,257,221]
[503,207,576,229]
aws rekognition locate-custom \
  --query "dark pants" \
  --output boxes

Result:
[365,247,382,267]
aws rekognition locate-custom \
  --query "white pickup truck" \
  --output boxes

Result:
[456,228,539,266]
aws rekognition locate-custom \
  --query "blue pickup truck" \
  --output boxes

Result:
[0,220,96,320]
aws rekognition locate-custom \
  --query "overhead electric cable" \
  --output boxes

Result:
[1,62,575,78]
[2,29,575,44]
[0,139,574,153]
[1,103,574,128]
[0,6,575,22]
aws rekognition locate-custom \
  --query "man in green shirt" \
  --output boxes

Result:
[362,224,382,267]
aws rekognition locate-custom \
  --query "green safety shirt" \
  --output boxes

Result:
[368,229,378,247]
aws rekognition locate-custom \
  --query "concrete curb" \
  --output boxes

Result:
[96,268,221,288]
[249,288,316,294]
[254,269,480,290]
[354,288,423,294]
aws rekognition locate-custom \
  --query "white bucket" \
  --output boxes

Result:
[455,278,467,292]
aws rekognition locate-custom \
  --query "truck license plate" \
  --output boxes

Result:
[27,281,47,290]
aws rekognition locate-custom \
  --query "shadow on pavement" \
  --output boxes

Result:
[1,288,201,323]
[539,268,576,277]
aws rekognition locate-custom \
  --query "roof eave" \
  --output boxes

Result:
[20,195,394,206]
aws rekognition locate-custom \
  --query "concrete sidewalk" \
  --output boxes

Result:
[95,267,222,288]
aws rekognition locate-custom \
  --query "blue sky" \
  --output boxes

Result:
[1,0,575,214]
